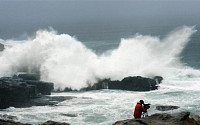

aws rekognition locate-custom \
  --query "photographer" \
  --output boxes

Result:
[133,100,150,119]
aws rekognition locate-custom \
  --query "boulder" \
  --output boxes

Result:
[40,120,70,125]
[113,112,199,125]
[29,95,76,106]
[191,115,200,125]
[156,105,180,111]
[0,119,31,125]
[0,43,4,51]
[109,76,159,91]
[153,76,163,84]
[0,119,70,125]
[17,73,53,95]
[0,75,54,109]
[0,78,35,109]
[25,80,53,95]
[0,114,18,121]
[80,76,162,91]
[60,113,77,117]
[18,74,40,81]
[80,79,110,91]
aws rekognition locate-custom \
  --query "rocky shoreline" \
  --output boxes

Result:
[0,71,163,109]
[78,76,163,92]
[0,74,54,109]
[1,112,200,125]
[113,112,200,125]
[112,105,200,125]
[0,43,4,51]
[0,46,167,125]
[0,119,70,125]
[61,76,163,92]
[0,70,199,125]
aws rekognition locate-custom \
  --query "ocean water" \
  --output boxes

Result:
[0,0,200,125]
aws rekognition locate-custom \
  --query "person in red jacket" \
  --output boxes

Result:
[133,100,147,119]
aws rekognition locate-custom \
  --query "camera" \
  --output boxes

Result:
[143,103,151,109]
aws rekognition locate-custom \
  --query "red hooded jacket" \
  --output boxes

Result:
[133,102,147,119]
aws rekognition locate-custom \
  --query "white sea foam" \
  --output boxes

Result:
[2,90,200,125]
[0,26,199,90]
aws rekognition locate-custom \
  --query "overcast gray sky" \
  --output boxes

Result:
[0,0,200,40]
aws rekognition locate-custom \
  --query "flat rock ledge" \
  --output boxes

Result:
[0,74,54,109]
[40,120,70,125]
[1,112,200,125]
[0,43,4,51]
[113,112,200,125]
[0,119,70,125]
[63,76,163,92]
[156,105,180,111]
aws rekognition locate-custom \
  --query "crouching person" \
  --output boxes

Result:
[133,100,147,119]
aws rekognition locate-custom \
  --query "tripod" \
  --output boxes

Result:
[142,111,148,118]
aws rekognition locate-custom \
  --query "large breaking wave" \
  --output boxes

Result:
[0,26,199,90]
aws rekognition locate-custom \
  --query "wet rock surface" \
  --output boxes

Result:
[0,43,4,51]
[0,119,31,125]
[79,76,163,91]
[1,112,199,125]
[156,105,180,111]
[113,112,200,125]
[0,114,18,121]
[0,119,70,125]
[40,120,70,125]
[29,95,76,106]
[0,74,54,109]
[60,113,77,117]
[191,115,200,125]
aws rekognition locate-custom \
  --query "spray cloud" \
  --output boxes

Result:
[0,26,198,89]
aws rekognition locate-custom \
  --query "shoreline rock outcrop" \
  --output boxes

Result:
[0,74,54,109]
[113,112,200,125]
[0,119,70,125]
[40,120,70,125]
[156,105,180,111]
[0,74,163,109]
[0,43,4,51]
[1,112,200,125]
[64,76,163,92]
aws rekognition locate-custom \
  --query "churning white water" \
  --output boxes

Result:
[0,26,199,90]
[1,89,200,125]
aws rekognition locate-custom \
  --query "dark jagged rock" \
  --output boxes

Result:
[109,76,159,91]
[25,80,53,95]
[156,105,180,111]
[80,79,110,91]
[40,120,70,125]
[0,43,4,51]
[63,87,74,92]
[113,112,200,125]
[0,119,31,125]
[0,119,70,125]
[0,78,35,109]
[60,113,77,117]
[18,74,40,81]
[153,76,163,84]
[79,76,163,92]
[0,74,54,109]
[29,95,76,106]
[191,115,200,125]
[17,73,53,95]
[0,114,18,121]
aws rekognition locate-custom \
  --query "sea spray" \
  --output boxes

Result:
[0,26,199,90]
